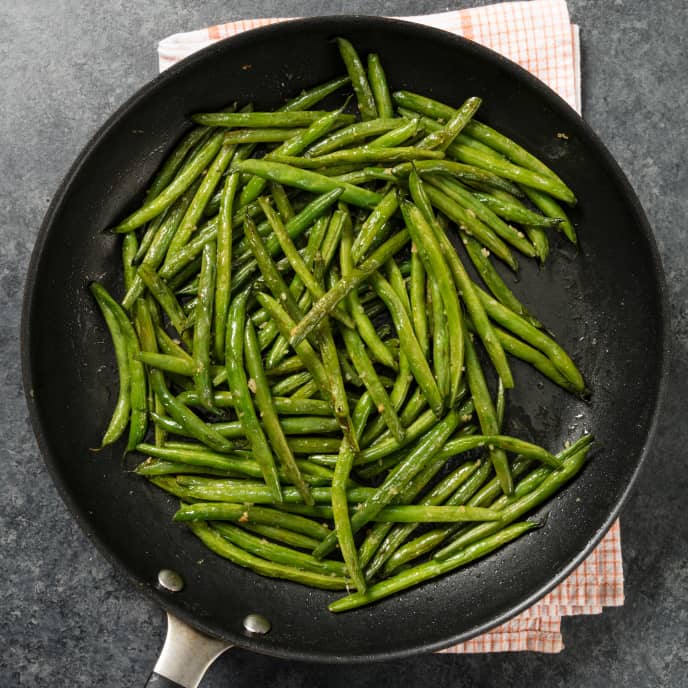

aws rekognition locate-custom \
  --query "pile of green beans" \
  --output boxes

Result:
[90,38,592,613]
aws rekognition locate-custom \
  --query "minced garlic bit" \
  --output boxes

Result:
[481,247,490,257]
[556,132,569,139]
[377,404,385,413]
[239,511,250,523]
[247,378,257,393]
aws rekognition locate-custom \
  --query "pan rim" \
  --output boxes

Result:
[20,14,671,662]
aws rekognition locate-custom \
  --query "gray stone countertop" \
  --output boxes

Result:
[1,1,686,686]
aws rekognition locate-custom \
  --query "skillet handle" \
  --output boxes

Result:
[144,613,233,688]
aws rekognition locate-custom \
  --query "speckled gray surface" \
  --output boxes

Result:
[1,1,686,686]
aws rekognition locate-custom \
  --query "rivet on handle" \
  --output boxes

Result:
[157,569,185,593]
[242,613,271,636]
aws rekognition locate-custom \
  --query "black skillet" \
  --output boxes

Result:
[21,15,669,685]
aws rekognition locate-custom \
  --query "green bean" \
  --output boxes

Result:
[270,371,312,396]
[435,439,591,560]
[122,233,138,291]
[409,251,429,357]
[331,167,397,185]
[178,390,332,416]
[336,37,377,120]
[113,130,225,233]
[370,117,420,148]
[520,185,578,245]
[417,96,481,151]
[330,521,536,611]
[90,284,131,446]
[496,376,506,430]
[136,352,198,376]
[279,75,350,112]
[233,159,382,209]
[290,379,320,400]
[472,191,562,228]
[187,521,348,590]
[176,476,375,505]
[319,209,345,270]
[462,235,541,328]
[428,271,450,403]
[137,443,264,479]
[331,438,366,590]
[317,316,358,449]
[275,147,444,169]
[240,523,321,551]
[426,175,538,258]
[225,288,282,501]
[245,319,313,504]
[374,504,500,522]
[192,241,216,409]
[289,229,410,347]
[475,285,585,392]
[136,264,189,339]
[385,257,411,315]
[401,196,464,403]
[306,118,402,157]
[464,331,513,495]
[313,410,460,559]
[192,110,354,128]
[367,53,394,118]
[369,272,443,418]
[269,182,295,222]
[218,128,305,144]
[265,355,305,377]
[351,188,399,265]
[213,170,240,360]
[134,214,166,267]
[351,391,375,444]
[135,457,239,478]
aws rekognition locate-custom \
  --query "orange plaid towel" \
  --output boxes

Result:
[157,0,624,653]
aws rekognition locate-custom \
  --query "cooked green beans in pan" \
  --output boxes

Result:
[92,39,593,612]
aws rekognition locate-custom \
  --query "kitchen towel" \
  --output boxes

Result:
[157,0,623,653]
